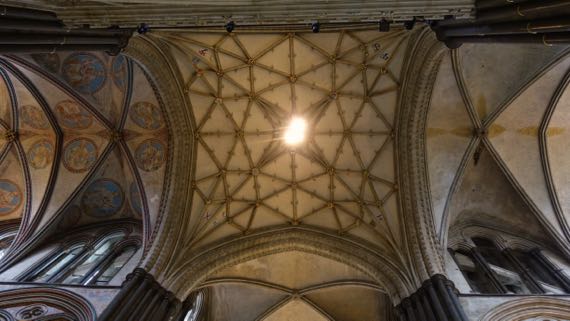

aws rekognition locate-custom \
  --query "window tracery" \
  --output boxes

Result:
[180,291,205,321]
[18,227,140,285]
[449,235,570,295]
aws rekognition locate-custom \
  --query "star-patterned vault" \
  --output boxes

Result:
[156,29,409,251]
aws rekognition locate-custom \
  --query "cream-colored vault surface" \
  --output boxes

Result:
[426,43,570,251]
[156,29,409,251]
[204,251,389,321]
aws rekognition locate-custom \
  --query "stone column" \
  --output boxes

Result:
[395,274,469,321]
[99,268,181,321]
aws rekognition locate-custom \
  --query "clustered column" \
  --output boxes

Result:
[395,274,469,321]
[99,268,181,321]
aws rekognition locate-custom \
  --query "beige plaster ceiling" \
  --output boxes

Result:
[426,42,570,252]
[155,29,409,254]
[203,251,389,321]
[0,51,169,259]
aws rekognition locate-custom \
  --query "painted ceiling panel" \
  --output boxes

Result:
[546,79,570,233]
[489,56,570,238]
[0,74,11,126]
[124,62,169,238]
[55,144,140,228]
[7,71,57,226]
[0,52,169,251]
[427,51,472,237]
[0,147,25,222]
[29,52,130,125]
[459,44,568,122]
[163,29,408,252]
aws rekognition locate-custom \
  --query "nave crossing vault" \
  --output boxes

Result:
[126,27,443,308]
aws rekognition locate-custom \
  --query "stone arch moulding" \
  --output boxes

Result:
[162,226,417,305]
[122,34,195,276]
[396,27,447,281]
[0,287,96,321]
[479,297,570,321]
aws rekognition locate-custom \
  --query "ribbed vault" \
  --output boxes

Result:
[426,41,570,252]
[201,251,391,321]
[0,51,170,266]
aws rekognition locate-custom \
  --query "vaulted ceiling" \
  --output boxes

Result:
[203,251,390,321]
[155,29,409,254]
[0,51,169,254]
[426,43,570,252]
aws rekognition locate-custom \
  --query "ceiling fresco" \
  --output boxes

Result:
[426,43,570,251]
[155,29,409,254]
[0,51,169,252]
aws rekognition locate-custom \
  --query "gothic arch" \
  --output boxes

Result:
[123,34,195,276]
[0,287,96,321]
[479,297,570,321]
[396,27,447,280]
[162,226,417,304]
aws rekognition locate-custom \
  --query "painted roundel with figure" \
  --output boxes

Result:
[135,139,166,172]
[55,100,93,129]
[0,179,22,216]
[81,179,124,218]
[27,139,54,169]
[112,55,128,91]
[130,102,163,130]
[20,105,49,130]
[62,53,106,94]
[63,138,98,173]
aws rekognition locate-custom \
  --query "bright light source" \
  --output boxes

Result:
[284,117,307,145]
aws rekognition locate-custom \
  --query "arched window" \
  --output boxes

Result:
[0,231,16,261]
[180,291,205,321]
[451,236,570,295]
[514,249,570,294]
[89,245,138,285]
[472,238,531,294]
[20,229,140,285]
[450,249,499,294]
[59,233,126,285]
[25,243,86,283]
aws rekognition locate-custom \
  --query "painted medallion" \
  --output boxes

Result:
[28,139,54,169]
[63,138,98,173]
[135,139,166,172]
[130,102,163,130]
[62,53,106,94]
[57,205,81,230]
[31,53,61,73]
[55,100,93,129]
[20,105,49,130]
[129,182,143,217]
[112,55,128,91]
[0,179,21,216]
[81,179,123,218]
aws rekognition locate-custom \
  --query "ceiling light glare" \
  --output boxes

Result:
[284,117,307,146]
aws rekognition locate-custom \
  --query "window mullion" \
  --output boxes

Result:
[49,246,91,283]
[470,247,508,293]
[531,248,570,293]
[502,248,544,293]
[81,245,121,285]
